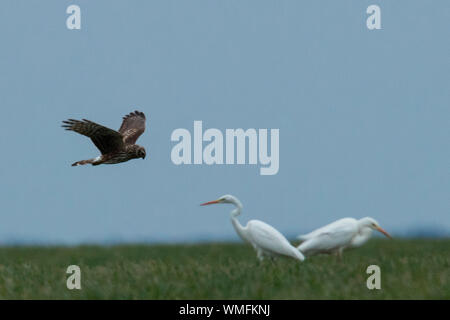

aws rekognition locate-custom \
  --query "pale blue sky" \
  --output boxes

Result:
[0,1,448,244]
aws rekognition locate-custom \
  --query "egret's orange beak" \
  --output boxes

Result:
[376,226,392,239]
[200,200,220,206]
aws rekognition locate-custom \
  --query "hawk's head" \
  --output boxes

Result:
[136,146,146,159]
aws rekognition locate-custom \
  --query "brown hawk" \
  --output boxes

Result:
[62,111,147,166]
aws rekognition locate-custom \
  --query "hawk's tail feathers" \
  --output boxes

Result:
[71,159,95,166]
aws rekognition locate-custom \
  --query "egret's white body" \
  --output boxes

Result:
[297,217,390,257]
[201,195,305,262]
[349,227,373,248]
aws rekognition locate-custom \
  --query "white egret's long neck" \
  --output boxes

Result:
[356,218,374,234]
[229,200,247,241]
[356,219,367,232]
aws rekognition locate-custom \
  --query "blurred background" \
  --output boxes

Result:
[0,1,448,245]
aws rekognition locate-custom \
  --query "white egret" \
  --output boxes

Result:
[297,217,391,258]
[201,195,305,262]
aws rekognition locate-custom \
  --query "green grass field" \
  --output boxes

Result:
[0,239,448,299]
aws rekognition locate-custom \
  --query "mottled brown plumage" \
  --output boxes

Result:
[62,111,147,166]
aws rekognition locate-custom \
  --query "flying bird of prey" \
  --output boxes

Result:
[62,111,147,166]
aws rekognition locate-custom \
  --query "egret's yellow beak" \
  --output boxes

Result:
[200,199,221,206]
[376,226,392,239]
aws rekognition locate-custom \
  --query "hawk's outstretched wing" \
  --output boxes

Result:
[118,111,146,145]
[62,119,125,154]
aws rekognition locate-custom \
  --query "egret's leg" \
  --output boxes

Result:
[256,249,264,261]
[336,248,344,261]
